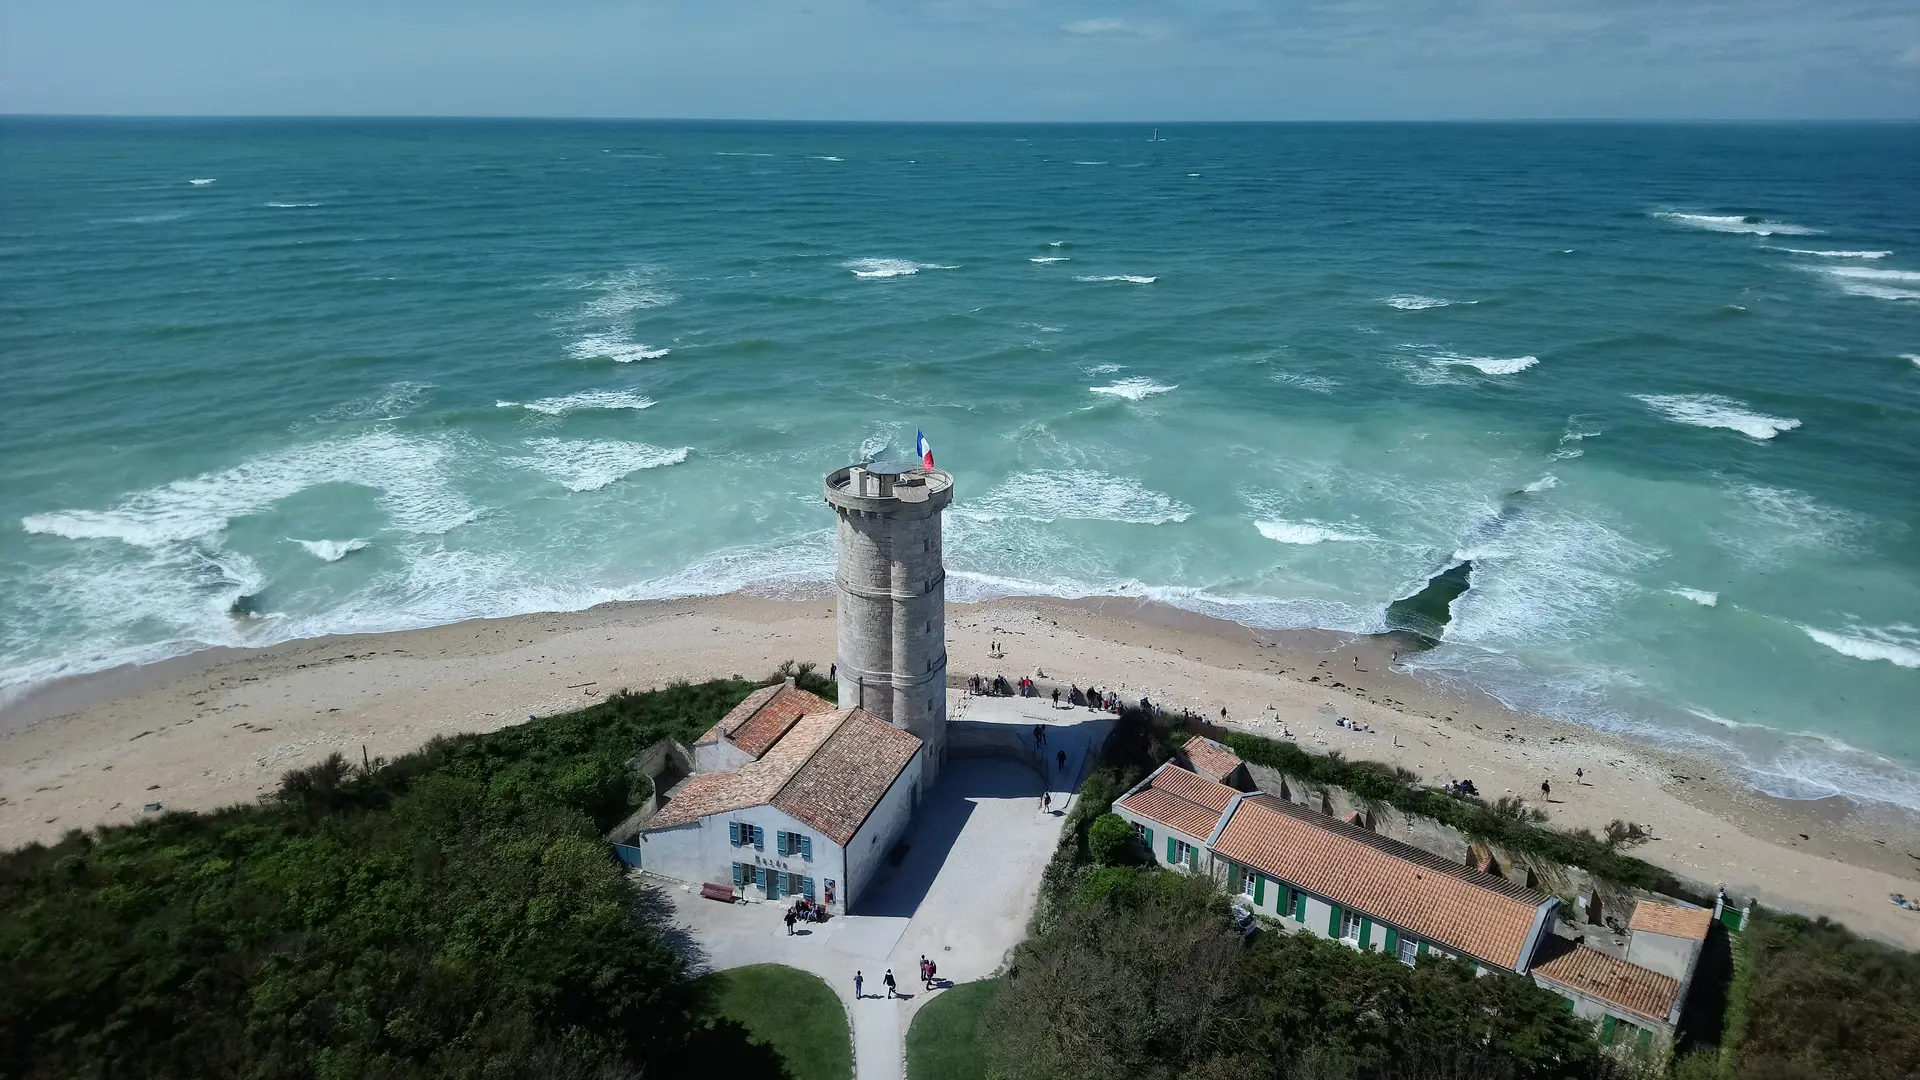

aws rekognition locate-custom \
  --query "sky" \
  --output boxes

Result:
[2,1,1917,120]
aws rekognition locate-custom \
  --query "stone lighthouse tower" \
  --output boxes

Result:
[823,460,954,782]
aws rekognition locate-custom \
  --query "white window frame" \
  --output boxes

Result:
[1172,839,1196,867]
[1397,935,1419,964]
[1238,868,1257,898]
[1341,909,1363,943]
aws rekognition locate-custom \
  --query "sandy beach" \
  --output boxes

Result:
[4,593,1918,948]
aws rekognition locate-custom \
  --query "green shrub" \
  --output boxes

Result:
[1087,812,1138,866]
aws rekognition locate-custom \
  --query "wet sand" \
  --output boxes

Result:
[4,592,1917,947]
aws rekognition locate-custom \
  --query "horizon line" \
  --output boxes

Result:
[3,113,1917,125]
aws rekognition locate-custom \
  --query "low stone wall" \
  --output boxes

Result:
[947,719,1048,782]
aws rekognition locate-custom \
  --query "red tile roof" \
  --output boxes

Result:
[1181,735,1245,783]
[1117,765,1238,840]
[648,707,922,845]
[1531,939,1680,1024]
[1629,901,1713,941]
[694,683,836,757]
[1212,795,1551,971]
[775,712,922,845]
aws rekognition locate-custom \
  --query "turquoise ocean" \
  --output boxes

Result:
[3,120,1917,808]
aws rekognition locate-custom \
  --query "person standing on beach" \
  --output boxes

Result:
[855,971,864,999]
[784,908,796,935]
[1057,748,1067,774]
[1541,779,1552,801]
[1042,792,1052,814]
[1052,687,1060,707]
[884,969,898,998]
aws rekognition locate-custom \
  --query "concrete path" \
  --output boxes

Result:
[650,693,1110,1080]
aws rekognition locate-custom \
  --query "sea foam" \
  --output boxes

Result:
[188,178,216,186]
[1633,394,1799,440]
[568,334,670,363]
[1802,624,1920,669]
[844,258,955,278]
[961,470,1190,525]
[515,438,690,492]
[1381,294,1462,310]
[1667,588,1719,607]
[292,538,370,562]
[1428,352,1538,375]
[1654,211,1819,236]
[1272,372,1338,393]
[1090,377,1176,400]
[1075,274,1157,284]
[1255,520,1368,544]
[1030,256,1070,263]
[1815,265,1920,302]
[1772,248,1889,259]
[496,390,656,415]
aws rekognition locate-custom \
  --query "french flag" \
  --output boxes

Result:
[916,429,934,471]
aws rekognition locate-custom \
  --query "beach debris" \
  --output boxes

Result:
[142,803,162,813]
[1891,894,1920,912]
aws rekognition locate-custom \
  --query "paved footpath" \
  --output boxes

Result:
[652,695,1111,1080]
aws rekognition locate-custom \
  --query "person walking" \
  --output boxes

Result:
[1541,779,1552,801]
[884,969,898,999]
[919,955,931,989]
[784,908,796,936]
[1057,748,1067,773]
[854,971,864,1000]
[1051,687,1060,707]
[1041,791,1052,814]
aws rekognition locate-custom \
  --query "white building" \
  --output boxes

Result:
[637,682,925,912]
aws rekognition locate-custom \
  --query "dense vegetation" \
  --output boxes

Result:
[1701,908,1920,1080]
[1213,726,1697,898]
[699,964,852,1080]
[905,978,1002,1080]
[0,674,832,1080]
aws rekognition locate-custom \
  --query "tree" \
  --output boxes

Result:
[1088,813,1139,866]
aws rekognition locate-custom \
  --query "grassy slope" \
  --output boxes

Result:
[906,979,1003,1080]
[704,964,853,1080]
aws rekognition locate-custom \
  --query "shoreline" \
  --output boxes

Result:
[3,592,1918,947]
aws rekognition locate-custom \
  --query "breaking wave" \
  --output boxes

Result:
[1802,624,1920,669]
[959,470,1190,525]
[514,438,690,492]
[1813,265,1920,302]
[1090,377,1176,400]
[292,538,370,562]
[1075,274,1156,284]
[1633,393,1800,440]
[568,334,671,363]
[843,258,956,278]
[1772,248,1889,259]
[1653,211,1819,237]
[1381,294,1463,310]
[1255,520,1370,545]
[1030,256,1070,263]
[495,390,656,415]
[1427,352,1538,375]
[1667,588,1719,607]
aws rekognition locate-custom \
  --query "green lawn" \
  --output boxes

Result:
[700,964,853,1080]
[906,978,1004,1080]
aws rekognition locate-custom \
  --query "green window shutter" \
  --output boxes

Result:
[732,863,745,886]
[1384,927,1398,955]
[1638,1027,1652,1052]
[753,826,764,851]
[777,830,789,855]
[729,821,741,846]
[804,876,815,901]
[1293,889,1306,922]
[1328,904,1342,937]
[1188,846,1198,871]
[1561,995,1576,1011]
[1228,864,1242,893]
[1143,828,1154,854]
[1417,941,1428,956]
[800,834,813,860]
[1359,917,1373,949]
[1253,875,1266,906]
[1167,836,1178,863]
[1600,1015,1616,1045]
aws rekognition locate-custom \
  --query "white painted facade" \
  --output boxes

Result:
[637,746,924,913]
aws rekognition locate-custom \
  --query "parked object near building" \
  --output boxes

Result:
[1112,761,1708,1056]
[825,460,953,785]
[631,685,925,913]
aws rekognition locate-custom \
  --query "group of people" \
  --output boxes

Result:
[782,898,830,934]
[852,956,941,1001]
[1444,778,1480,797]
[968,673,1019,696]
[1335,715,1372,732]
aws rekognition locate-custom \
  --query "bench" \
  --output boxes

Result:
[701,882,737,904]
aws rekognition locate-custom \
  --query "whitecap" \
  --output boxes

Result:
[571,269,677,319]
[1030,256,1070,263]
[843,258,955,279]
[1382,294,1461,310]
[118,211,189,224]
[1255,520,1368,544]
[316,381,433,423]
[1667,588,1718,607]
[1084,363,1125,375]
[21,430,477,546]
[291,538,370,562]
[1772,248,1889,259]
[1633,393,1799,440]
[1905,353,1920,368]
[1428,352,1538,375]
[1801,624,1920,669]
[814,155,844,162]
[188,178,216,186]
[1272,372,1338,393]
[1074,274,1156,284]
[266,201,321,208]
[1522,475,1558,493]
[1073,160,1108,165]
[495,389,656,415]
[1090,377,1175,400]
[1814,265,1920,302]
[513,438,690,492]
[960,470,1190,525]
[1653,211,1820,237]
[1047,241,1069,247]
[568,334,670,363]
